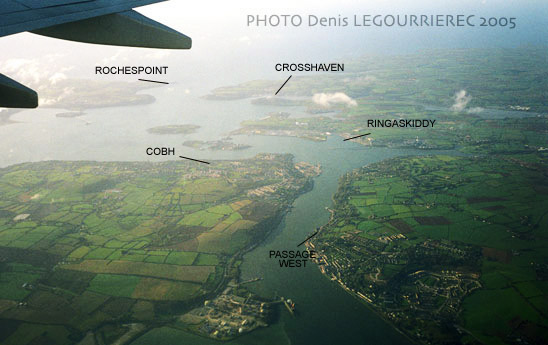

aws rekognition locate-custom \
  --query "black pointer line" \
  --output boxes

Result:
[275,75,292,95]
[138,79,169,85]
[343,132,371,141]
[179,156,210,164]
[297,230,319,247]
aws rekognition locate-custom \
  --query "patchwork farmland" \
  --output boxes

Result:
[313,154,548,345]
[0,154,318,345]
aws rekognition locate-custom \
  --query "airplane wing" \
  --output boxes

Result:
[0,0,191,108]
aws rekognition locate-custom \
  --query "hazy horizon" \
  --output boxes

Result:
[1,0,546,96]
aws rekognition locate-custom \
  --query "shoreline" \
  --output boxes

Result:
[170,163,319,341]
[307,178,420,345]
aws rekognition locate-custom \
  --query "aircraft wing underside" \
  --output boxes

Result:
[0,0,191,108]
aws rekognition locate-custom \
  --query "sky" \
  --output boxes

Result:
[0,0,546,165]
[0,0,546,93]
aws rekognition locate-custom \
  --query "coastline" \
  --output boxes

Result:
[307,188,420,345]
[172,161,320,341]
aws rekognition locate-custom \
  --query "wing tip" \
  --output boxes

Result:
[32,10,192,50]
[0,74,39,109]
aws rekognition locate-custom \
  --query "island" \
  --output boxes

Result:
[213,48,548,153]
[182,139,251,151]
[202,80,279,100]
[250,97,308,107]
[204,48,548,113]
[39,79,160,110]
[147,124,200,135]
[202,46,548,345]
[0,155,320,345]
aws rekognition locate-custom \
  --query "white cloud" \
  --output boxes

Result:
[312,92,357,108]
[451,89,472,112]
[0,56,79,107]
[49,72,67,85]
[2,58,45,85]
[354,74,377,83]
[466,107,484,114]
[39,87,74,106]
[101,49,172,64]
[0,56,72,87]
[101,49,129,64]
[238,36,253,46]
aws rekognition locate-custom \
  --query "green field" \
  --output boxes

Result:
[88,274,141,297]
[315,154,548,345]
[0,155,315,345]
[221,48,548,156]
[1,46,547,345]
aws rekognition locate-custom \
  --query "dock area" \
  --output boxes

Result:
[281,297,295,316]
[239,277,263,285]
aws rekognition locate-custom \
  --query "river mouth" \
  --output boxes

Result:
[233,135,456,345]
[125,134,455,345]
[0,91,494,345]
[1,95,457,344]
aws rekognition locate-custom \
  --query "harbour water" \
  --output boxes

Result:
[132,135,427,345]
[0,86,449,345]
